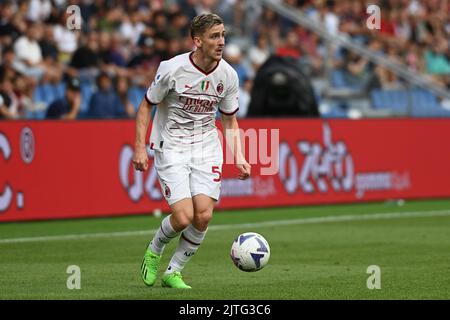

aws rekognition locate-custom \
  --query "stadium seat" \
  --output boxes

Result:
[128,86,146,111]
[371,89,409,115]
[33,86,45,104]
[54,82,66,99]
[370,89,448,117]
[319,102,349,118]
[80,82,94,114]
[330,69,349,89]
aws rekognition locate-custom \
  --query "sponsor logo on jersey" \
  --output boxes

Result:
[179,96,218,113]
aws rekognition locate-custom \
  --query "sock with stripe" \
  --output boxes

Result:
[148,214,179,255]
[164,224,207,275]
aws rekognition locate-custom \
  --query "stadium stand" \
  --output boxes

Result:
[0,0,449,120]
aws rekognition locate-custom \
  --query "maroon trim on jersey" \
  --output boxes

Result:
[172,112,195,121]
[189,51,220,75]
[219,107,239,115]
[144,93,158,106]
[181,92,222,98]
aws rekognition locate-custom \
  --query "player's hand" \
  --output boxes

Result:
[237,160,251,180]
[132,147,149,171]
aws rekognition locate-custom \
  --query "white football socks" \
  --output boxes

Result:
[148,215,179,255]
[165,224,207,275]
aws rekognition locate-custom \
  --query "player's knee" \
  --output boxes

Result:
[194,210,213,230]
[172,209,194,230]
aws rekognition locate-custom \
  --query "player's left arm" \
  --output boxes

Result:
[220,113,251,180]
[218,69,250,180]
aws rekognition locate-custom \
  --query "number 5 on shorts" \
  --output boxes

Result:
[212,166,221,182]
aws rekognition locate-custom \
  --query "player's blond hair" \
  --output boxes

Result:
[190,13,223,39]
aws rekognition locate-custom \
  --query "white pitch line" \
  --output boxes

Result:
[0,209,450,244]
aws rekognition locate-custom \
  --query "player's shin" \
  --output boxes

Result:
[148,214,179,255]
[165,224,207,274]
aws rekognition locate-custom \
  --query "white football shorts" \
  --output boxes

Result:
[154,139,223,206]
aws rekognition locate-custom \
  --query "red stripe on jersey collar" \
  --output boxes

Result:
[189,51,220,76]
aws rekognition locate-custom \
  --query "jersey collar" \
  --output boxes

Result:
[189,51,220,76]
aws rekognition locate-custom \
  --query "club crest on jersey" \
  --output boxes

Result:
[217,82,224,95]
[201,80,210,91]
[164,185,171,198]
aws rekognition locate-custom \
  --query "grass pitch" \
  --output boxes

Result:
[0,199,449,300]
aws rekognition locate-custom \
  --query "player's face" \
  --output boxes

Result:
[199,24,225,62]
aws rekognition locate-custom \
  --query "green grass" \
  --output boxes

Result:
[0,199,450,299]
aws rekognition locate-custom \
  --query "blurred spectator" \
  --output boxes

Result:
[0,46,17,82]
[87,72,126,119]
[405,42,423,73]
[98,31,127,76]
[224,43,250,86]
[152,32,170,61]
[168,11,190,38]
[39,23,64,83]
[224,43,253,118]
[12,22,46,81]
[119,10,146,46]
[276,29,302,60]
[67,31,101,81]
[248,34,270,72]
[297,26,323,75]
[53,12,79,63]
[375,45,404,90]
[424,35,450,87]
[128,36,160,86]
[39,24,59,62]
[337,46,380,91]
[178,0,198,20]
[309,0,340,35]
[12,74,35,117]
[0,1,21,47]
[256,7,281,49]
[150,10,170,37]
[46,77,81,119]
[167,36,184,58]
[237,78,252,118]
[115,76,135,118]
[0,73,20,119]
[195,0,217,15]
[26,0,52,23]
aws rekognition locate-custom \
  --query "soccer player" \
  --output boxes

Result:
[132,13,251,289]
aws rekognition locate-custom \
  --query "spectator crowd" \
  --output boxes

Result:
[0,0,449,120]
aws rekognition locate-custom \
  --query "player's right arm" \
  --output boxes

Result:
[132,61,171,171]
[133,98,152,171]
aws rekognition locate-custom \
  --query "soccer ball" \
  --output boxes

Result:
[230,232,270,272]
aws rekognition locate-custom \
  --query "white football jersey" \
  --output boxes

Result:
[145,52,239,151]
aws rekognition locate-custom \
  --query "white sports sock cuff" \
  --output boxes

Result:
[182,224,207,245]
[161,215,179,238]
